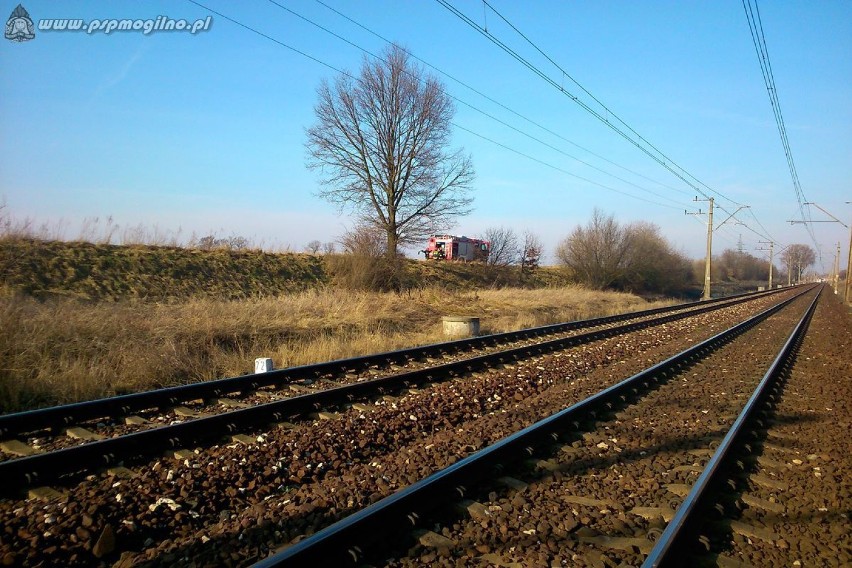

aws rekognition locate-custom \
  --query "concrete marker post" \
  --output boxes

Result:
[255,358,274,374]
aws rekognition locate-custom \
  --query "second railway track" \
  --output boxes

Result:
[0,287,784,446]
[1,285,834,567]
[0,288,795,486]
[257,286,824,567]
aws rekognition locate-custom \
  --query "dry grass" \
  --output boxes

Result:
[0,238,324,300]
[0,285,672,413]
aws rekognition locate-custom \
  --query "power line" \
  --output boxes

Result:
[311,0,693,199]
[185,0,685,211]
[747,207,784,247]
[435,0,743,207]
[261,0,693,209]
[451,123,684,210]
[742,0,820,255]
[744,0,806,209]
[436,0,786,254]
[185,0,338,73]
[450,101,687,205]
[273,0,694,207]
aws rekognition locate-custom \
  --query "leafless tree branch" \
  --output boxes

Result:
[307,45,474,258]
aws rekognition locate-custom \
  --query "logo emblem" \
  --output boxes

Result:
[5,4,35,42]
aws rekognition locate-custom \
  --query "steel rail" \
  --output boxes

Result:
[252,287,815,567]
[641,286,821,567]
[0,287,807,493]
[0,287,788,439]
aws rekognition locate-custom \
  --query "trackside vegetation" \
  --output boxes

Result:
[0,243,666,411]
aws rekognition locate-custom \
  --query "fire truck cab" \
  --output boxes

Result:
[422,235,490,262]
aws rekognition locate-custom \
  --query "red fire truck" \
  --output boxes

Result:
[422,235,490,261]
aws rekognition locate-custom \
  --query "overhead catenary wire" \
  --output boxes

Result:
[736,218,782,247]
[440,0,802,264]
[686,213,739,249]
[185,0,686,211]
[436,0,743,208]
[311,0,695,199]
[743,0,809,213]
[451,123,684,210]
[436,0,780,247]
[741,0,821,260]
[264,0,692,208]
[748,207,783,247]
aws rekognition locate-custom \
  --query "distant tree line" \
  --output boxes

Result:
[555,209,693,295]
[191,234,250,251]
[303,240,336,255]
[780,244,816,284]
[699,244,815,286]
[555,209,818,295]
[695,249,773,284]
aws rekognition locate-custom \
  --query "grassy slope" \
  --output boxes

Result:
[0,238,568,300]
[0,238,326,300]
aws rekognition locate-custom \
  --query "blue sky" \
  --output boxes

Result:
[1,0,850,269]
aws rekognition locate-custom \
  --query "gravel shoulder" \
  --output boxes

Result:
[704,291,852,567]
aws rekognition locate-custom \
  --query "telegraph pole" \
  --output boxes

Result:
[769,241,775,289]
[687,199,751,300]
[703,198,714,300]
[791,202,851,297]
[846,202,851,304]
[687,197,715,300]
[834,242,841,294]
[757,240,774,289]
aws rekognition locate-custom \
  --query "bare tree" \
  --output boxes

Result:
[781,244,816,284]
[306,44,475,259]
[322,241,336,255]
[227,235,250,250]
[329,224,400,291]
[622,222,692,293]
[484,226,520,267]
[305,240,322,254]
[520,230,543,272]
[557,214,694,293]
[339,224,387,257]
[555,209,632,289]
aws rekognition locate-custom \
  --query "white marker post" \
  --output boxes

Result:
[254,358,274,374]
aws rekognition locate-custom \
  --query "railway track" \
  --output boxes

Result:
[690,292,852,568]
[0,287,794,490]
[254,286,822,567]
[0,288,781,446]
[2,284,839,567]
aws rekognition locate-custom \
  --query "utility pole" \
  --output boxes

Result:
[769,241,775,289]
[686,200,750,299]
[757,240,774,290]
[704,198,714,300]
[687,197,715,300]
[791,202,851,298]
[774,244,792,288]
[846,202,852,304]
[834,242,841,294]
